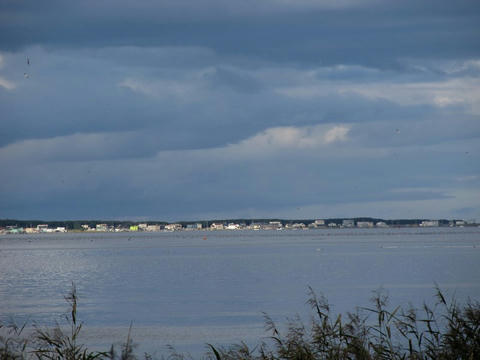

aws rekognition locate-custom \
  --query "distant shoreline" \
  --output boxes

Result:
[1,217,477,235]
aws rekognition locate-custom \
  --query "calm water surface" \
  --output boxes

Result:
[1,228,479,355]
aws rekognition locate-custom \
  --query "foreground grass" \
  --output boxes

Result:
[1,285,479,360]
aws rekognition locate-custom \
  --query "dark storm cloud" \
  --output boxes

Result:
[0,0,479,220]
[1,0,479,67]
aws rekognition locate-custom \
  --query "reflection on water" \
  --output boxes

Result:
[1,228,479,355]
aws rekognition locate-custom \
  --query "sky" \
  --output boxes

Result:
[0,0,479,221]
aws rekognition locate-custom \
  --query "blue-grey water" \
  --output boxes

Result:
[1,228,479,356]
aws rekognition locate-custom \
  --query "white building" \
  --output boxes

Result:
[165,223,182,231]
[357,221,374,228]
[210,223,224,230]
[250,223,262,230]
[420,220,439,227]
[269,221,283,230]
[96,224,108,231]
[342,219,355,227]
[226,223,240,230]
[146,224,161,232]
[37,224,49,232]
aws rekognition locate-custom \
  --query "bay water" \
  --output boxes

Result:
[1,228,479,356]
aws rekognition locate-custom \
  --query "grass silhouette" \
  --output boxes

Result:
[1,284,479,359]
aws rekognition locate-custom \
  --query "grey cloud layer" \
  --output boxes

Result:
[1,133,477,220]
[2,47,478,152]
[1,0,479,66]
[0,0,479,220]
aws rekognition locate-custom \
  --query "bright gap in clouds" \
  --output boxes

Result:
[229,124,350,154]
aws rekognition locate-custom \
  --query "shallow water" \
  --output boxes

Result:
[1,227,479,355]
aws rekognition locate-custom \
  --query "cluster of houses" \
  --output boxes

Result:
[1,224,67,234]
[1,219,474,234]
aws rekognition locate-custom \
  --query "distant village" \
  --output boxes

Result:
[1,218,477,235]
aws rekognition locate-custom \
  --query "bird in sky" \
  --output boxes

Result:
[24,72,29,78]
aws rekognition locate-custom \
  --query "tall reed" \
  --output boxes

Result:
[1,285,479,359]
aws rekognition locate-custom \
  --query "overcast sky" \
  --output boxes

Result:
[1,0,479,221]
